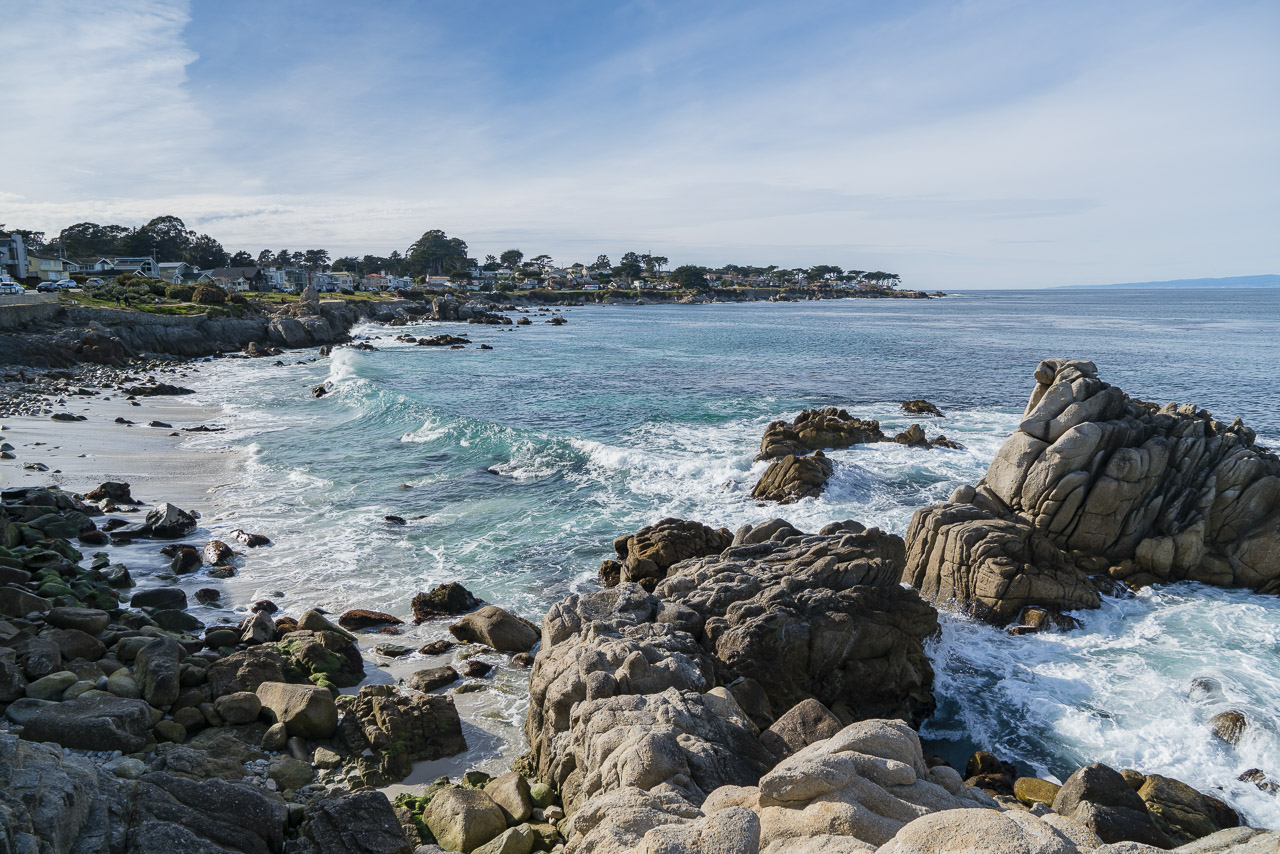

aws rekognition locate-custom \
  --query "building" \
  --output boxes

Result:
[208,266,269,292]
[154,262,204,284]
[25,253,69,282]
[0,233,29,279]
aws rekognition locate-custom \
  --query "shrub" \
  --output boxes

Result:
[192,285,227,305]
[165,285,194,301]
[339,287,355,296]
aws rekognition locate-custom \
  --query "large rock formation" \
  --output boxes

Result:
[904,358,1280,624]
[526,523,938,817]
[757,409,888,460]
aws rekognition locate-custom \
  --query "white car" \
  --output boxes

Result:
[54,279,77,289]
[0,281,24,295]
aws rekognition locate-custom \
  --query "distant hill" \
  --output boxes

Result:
[1055,274,1280,290]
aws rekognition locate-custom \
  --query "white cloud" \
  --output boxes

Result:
[2,0,1276,287]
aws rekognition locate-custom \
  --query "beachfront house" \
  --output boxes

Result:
[154,262,204,284]
[25,253,70,282]
[329,272,355,292]
[209,266,269,292]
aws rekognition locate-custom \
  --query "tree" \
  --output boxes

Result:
[808,265,843,282]
[405,229,470,276]
[4,229,46,251]
[274,250,292,267]
[482,254,499,271]
[303,249,330,271]
[499,249,524,269]
[182,233,229,269]
[331,256,360,274]
[670,265,708,290]
[387,250,404,275]
[122,215,193,261]
[592,254,611,271]
[52,222,131,258]
[529,253,553,271]
[229,250,254,266]
[646,255,669,274]
[257,249,275,267]
[614,251,644,284]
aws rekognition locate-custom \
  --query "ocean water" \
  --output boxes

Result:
[181,289,1280,823]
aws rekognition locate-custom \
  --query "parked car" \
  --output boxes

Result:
[54,279,77,289]
[37,281,58,292]
[0,281,25,295]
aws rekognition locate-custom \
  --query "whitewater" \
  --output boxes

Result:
[178,290,1280,825]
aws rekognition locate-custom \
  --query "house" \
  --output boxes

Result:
[208,266,269,292]
[361,274,388,292]
[154,262,203,284]
[329,272,355,292]
[0,233,29,279]
[25,253,69,282]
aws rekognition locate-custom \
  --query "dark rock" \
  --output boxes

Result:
[145,502,198,539]
[460,659,492,678]
[304,789,411,854]
[339,609,405,631]
[408,666,459,693]
[230,528,272,547]
[757,408,886,460]
[203,539,235,566]
[45,606,110,634]
[135,636,184,707]
[613,518,732,588]
[131,587,188,611]
[207,647,287,697]
[418,639,454,655]
[85,481,137,504]
[170,544,202,574]
[1210,710,1247,745]
[412,582,480,623]
[23,694,153,752]
[901,399,944,417]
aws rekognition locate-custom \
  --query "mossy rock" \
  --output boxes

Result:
[1013,776,1060,807]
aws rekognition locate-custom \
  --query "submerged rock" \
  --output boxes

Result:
[412,582,481,623]
[751,451,834,503]
[756,408,887,460]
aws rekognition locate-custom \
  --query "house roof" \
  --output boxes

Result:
[208,267,263,279]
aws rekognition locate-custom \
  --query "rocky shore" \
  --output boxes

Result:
[1,353,1277,853]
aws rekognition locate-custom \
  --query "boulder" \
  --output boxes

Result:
[759,697,844,759]
[1014,776,1061,808]
[256,681,339,739]
[1052,763,1171,847]
[272,627,365,688]
[25,669,78,700]
[45,606,111,634]
[424,787,506,853]
[901,400,944,417]
[339,609,405,631]
[1138,773,1237,845]
[1209,710,1247,745]
[207,647,287,696]
[130,586,188,611]
[334,685,466,786]
[22,694,153,752]
[303,789,411,854]
[412,582,480,622]
[145,502,198,539]
[878,808,1077,853]
[134,636,184,707]
[214,691,263,725]
[47,627,105,662]
[485,772,534,824]
[203,539,235,565]
[903,358,1280,622]
[757,408,887,460]
[0,585,52,617]
[472,825,535,854]
[230,528,271,547]
[408,665,459,693]
[450,605,539,651]
[85,481,136,504]
[751,451,834,503]
[612,518,732,587]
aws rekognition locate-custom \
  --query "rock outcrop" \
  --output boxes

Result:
[526,523,938,819]
[904,358,1280,624]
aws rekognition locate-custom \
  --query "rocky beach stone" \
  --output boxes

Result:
[1052,762,1170,847]
[338,608,405,630]
[303,789,410,854]
[901,399,945,417]
[610,518,733,588]
[256,681,339,739]
[130,586,188,611]
[23,693,154,752]
[335,685,466,786]
[45,605,111,634]
[450,605,539,651]
[408,665,459,693]
[756,408,888,460]
[134,636,183,707]
[412,581,481,622]
[145,502,198,539]
[213,690,263,724]
[751,451,834,503]
[230,528,271,547]
[424,787,507,853]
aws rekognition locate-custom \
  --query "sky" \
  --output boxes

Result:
[1,0,1277,288]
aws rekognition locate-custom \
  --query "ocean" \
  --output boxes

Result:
[181,288,1280,822]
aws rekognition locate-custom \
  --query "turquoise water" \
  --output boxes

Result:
[184,289,1280,824]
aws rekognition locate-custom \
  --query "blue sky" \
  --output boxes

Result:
[1,0,1277,287]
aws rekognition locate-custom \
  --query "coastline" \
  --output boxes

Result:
[1,296,1277,852]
